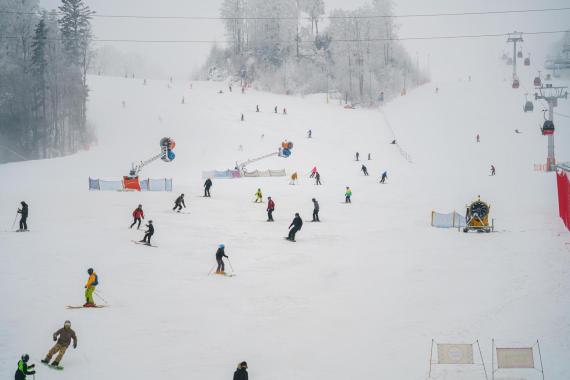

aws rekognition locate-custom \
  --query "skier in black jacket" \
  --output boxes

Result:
[204,178,213,197]
[287,213,303,241]
[140,220,154,245]
[173,194,186,212]
[15,354,35,380]
[17,201,28,231]
[233,361,248,380]
[215,244,228,274]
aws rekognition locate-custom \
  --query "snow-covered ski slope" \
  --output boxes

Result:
[1,58,569,380]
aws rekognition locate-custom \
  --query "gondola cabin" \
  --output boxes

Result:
[533,77,541,86]
[512,79,520,89]
[542,120,554,135]
[524,57,530,66]
[523,101,534,112]
[517,50,523,58]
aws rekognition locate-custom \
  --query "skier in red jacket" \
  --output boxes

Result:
[267,197,275,222]
[130,204,144,229]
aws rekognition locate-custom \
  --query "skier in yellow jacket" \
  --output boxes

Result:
[84,268,98,307]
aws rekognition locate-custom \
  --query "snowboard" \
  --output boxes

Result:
[66,305,107,309]
[13,229,30,232]
[284,237,296,242]
[42,362,64,370]
[132,240,158,247]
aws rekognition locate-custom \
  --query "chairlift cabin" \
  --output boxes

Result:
[517,50,523,58]
[524,101,534,112]
[512,79,520,89]
[542,120,554,135]
[524,57,530,66]
[534,76,542,86]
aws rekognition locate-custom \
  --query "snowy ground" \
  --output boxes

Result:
[1,58,569,380]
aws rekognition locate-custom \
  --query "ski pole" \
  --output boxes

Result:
[227,258,235,274]
[11,211,18,230]
[207,263,216,276]
[94,290,108,304]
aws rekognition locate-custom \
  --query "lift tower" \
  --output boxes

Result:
[507,32,523,79]
[535,84,568,171]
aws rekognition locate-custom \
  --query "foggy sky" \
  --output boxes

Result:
[38,0,570,81]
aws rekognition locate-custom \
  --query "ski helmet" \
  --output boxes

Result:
[240,361,248,369]
[21,354,29,363]
[138,204,142,208]
[219,243,225,249]
[312,198,316,201]
[64,320,71,327]
[87,268,94,275]
[295,213,299,216]
[148,220,153,223]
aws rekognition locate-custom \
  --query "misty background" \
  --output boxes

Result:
[37,0,570,81]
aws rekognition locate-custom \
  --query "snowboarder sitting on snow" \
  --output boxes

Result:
[234,361,248,380]
[267,197,275,222]
[15,354,35,380]
[345,187,352,203]
[312,198,320,222]
[140,220,154,245]
[215,244,228,274]
[380,171,387,184]
[290,172,298,185]
[390,139,396,144]
[130,204,144,229]
[41,320,77,368]
[490,165,496,176]
[307,129,312,138]
[204,178,213,197]
[287,213,303,242]
[84,268,98,307]
[173,194,186,212]
[17,201,28,231]
[254,188,263,203]
[361,164,369,176]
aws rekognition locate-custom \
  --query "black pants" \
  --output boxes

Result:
[316,179,321,185]
[345,196,351,203]
[363,170,368,176]
[267,209,274,221]
[19,216,27,230]
[288,226,300,240]
[204,187,211,197]
[130,217,142,229]
[173,204,183,211]
[142,232,153,244]
[312,210,320,222]
[216,258,225,272]
[380,177,386,183]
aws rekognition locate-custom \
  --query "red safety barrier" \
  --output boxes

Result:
[557,170,570,231]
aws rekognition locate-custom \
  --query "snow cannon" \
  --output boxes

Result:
[280,140,294,157]
[160,137,176,162]
[236,140,294,170]
[463,197,493,233]
[128,137,176,177]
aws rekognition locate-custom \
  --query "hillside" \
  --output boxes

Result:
[1,59,569,380]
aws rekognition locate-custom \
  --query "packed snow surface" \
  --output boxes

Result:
[1,59,569,380]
